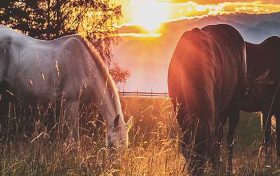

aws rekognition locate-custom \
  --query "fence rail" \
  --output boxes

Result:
[119,91,169,97]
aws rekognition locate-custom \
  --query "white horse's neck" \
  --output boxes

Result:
[92,66,129,148]
[79,38,125,131]
[96,75,125,130]
[73,36,126,133]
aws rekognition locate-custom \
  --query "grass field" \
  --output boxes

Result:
[0,96,280,175]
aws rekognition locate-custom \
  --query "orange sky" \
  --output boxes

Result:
[112,0,280,92]
[115,0,280,32]
[171,0,279,4]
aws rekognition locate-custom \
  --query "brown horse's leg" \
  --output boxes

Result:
[176,103,190,160]
[212,116,227,174]
[227,107,240,175]
[176,103,207,175]
[275,113,280,158]
[189,153,206,176]
[189,129,207,176]
[262,112,272,164]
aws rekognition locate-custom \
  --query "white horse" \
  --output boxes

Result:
[0,26,132,149]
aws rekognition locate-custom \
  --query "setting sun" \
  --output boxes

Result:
[119,0,280,36]
[129,0,169,32]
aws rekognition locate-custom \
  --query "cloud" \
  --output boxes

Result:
[117,0,280,27]
[167,1,280,22]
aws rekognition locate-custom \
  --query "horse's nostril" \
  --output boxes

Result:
[108,142,115,149]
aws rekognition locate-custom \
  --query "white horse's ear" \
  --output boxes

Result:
[126,116,133,132]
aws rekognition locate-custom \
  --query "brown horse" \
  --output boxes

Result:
[242,36,280,159]
[168,24,246,175]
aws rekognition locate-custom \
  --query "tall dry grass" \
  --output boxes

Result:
[0,96,280,175]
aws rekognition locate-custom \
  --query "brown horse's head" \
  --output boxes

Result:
[246,36,280,84]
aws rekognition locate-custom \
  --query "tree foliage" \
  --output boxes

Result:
[0,0,130,84]
[110,63,131,89]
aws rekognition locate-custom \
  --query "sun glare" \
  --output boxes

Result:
[129,0,169,32]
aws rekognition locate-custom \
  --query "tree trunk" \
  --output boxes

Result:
[47,0,51,40]
[56,0,61,37]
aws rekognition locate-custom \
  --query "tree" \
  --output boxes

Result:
[0,0,130,84]
[64,0,122,64]
[0,0,46,38]
[110,63,131,89]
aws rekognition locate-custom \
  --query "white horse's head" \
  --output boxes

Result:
[80,38,133,150]
[106,114,133,150]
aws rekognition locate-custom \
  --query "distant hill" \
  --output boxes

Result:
[113,13,280,92]
[239,20,280,43]
[254,21,280,35]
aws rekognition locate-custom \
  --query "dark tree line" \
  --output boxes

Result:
[0,0,130,84]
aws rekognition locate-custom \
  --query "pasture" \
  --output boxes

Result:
[0,96,279,175]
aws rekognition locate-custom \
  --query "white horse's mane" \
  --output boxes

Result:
[74,35,123,122]
[75,36,119,97]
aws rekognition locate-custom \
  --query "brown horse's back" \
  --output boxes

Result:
[168,24,246,123]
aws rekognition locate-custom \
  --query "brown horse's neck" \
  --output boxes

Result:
[246,42,268,82]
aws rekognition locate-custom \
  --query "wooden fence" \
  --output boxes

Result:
[119,91,169,97]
